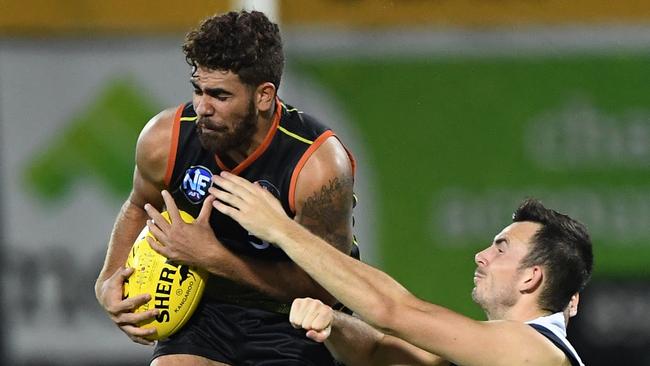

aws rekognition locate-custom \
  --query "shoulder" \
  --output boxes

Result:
[527,323,579,366]
[485,321,569,365]
[279,102,332,141]
[292,135,355,251]
[294,135,354,207]
[135,106,179,185]
[384,305,571,366]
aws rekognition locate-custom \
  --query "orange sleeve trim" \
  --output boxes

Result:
[343,144,357,177]
[163,104,184,187]
[288,130,336,214]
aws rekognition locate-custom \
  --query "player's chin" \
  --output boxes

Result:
[471,288,481,303]
[198,134,230,154]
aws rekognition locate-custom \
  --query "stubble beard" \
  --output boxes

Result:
[196,101,258,155]
[471,282,518,320]
[471,286,487,310]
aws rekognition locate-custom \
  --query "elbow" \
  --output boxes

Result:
[364,296,402,335]
[364,290,418,337]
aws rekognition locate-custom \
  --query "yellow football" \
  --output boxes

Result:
[124,210,207,340]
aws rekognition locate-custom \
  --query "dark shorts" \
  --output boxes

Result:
[151,300,337,366]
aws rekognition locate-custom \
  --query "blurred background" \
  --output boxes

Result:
[1,0,650,365]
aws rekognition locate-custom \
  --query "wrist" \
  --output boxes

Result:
[202,238,227,275]
[269,216,297,248]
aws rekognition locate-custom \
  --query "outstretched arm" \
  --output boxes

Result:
[290,297,447,366]
[210,173,570,366]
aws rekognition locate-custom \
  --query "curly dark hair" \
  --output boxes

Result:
[513,198,593,314]
[183,10,284,89]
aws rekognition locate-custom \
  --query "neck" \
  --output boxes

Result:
[485,299,552,322]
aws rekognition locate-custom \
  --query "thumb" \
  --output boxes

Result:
[107,267,133,289]
[114,266,134,281]
[305,327,331,343]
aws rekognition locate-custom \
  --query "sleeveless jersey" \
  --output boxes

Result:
[164,99,356,300]
[526,312,585,366]
[449,312,584,366]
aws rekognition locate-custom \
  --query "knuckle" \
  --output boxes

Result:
[116,315,131,326]
[106,305,118,314]
[135,313,153,323]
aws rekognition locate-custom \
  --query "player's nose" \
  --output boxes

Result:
[194,95,214,116]
[474,247,489,267]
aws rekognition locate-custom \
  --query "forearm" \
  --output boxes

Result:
[326,311,383,366]
[95,199,148,298]
[326,312,447,366]
[203,245,335,304]
[271,219,412,329]
[272,222,485,364]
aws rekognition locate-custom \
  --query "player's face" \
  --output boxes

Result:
[191,66,258,155]
[471,221,540,318]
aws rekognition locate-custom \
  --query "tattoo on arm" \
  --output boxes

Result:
[299,176,354,254]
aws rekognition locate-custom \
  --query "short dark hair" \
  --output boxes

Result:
[513,198,593,313]
[182,10,284,89]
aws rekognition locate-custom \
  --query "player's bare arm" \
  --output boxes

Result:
[290,297,447,366]
[286,136,355,303]
[95,108,175,345]
[210,174,571,366]
[293,137,354,254]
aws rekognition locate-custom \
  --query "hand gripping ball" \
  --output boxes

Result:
[124,210,207,340]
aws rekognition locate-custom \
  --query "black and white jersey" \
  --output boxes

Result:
[527,312,585,366]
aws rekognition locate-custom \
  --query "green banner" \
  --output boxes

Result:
[24,78,159,202]
[295,55,650,317]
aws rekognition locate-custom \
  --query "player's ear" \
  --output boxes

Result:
[520,265,543,294]
[255,82,276,113]
[568,293,579,318]
[563,292,580,326]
